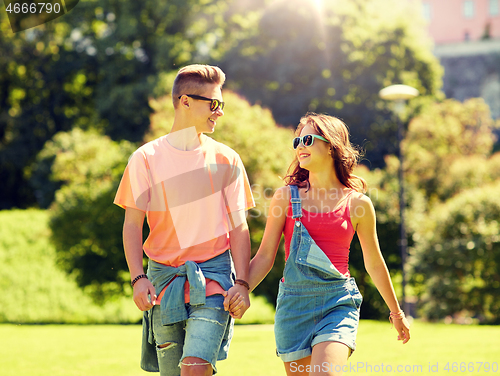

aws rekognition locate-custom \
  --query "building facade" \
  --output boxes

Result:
[422,0,500,43]
[420,0,500,119]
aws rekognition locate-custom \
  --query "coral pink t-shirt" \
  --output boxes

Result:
[114,134,255,302]
[283,189,356,276]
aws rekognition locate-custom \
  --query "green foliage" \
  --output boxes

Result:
[1,0,234,208]
[0,11,98,208]
[1,0,444,209]
[0,209,141,323]
[44,129,136,302]
[409,181,500,323]
[404,98,500,204]
[219,0,443,167]
[403,98,500,322]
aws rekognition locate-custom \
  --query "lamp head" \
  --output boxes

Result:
[379,85,419,101]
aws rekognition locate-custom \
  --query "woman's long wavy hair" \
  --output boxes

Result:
[284,113,367,193]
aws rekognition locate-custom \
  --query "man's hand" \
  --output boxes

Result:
[133,278,157,311]
[223,284,250,319]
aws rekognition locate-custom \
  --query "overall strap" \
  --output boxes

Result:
[289,185,303,219]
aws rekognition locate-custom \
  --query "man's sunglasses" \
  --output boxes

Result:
[178,94,225,112]
[293,134,329,149]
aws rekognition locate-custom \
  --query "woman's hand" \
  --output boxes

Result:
[393,316,411,344]
[223,286,249,319]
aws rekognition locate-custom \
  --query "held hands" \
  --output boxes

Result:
[390,310,411,344]
[223,283,250,319]
[132,277,157,311]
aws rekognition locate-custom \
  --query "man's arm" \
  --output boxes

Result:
[224,209,251,319]
[123,207,157,311]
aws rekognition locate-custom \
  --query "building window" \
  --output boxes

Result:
[422,3,432,21]
[464,0,475,18]
[490,0,499,16]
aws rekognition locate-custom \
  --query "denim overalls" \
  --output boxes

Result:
[274,185,363,362]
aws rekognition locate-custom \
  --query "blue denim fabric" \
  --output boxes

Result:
[141,250,235,372]
[274,185,362,362]
[152,295,232,375]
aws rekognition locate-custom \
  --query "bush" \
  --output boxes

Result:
[0,209,141,324]
[409,181,500,323]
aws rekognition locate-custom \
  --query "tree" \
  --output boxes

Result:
[403,98,500,205]
[1,0,237,208]
[1,11,98,208]
[218,0,443,167]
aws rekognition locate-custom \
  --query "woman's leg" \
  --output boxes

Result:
[310,341,350,376]
[283,341,349,376]
[284,356,312,376]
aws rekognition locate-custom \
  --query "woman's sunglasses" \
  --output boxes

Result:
[179,94,225,112]
[293,134,329,149]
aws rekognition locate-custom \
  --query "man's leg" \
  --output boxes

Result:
[152,305,185,376]
[181,295,231,376]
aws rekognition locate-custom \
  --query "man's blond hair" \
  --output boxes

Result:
[172,65,226,108]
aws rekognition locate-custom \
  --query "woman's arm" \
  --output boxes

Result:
[224,186,289,313]
[248,186,290,291]
[352,194,411,344]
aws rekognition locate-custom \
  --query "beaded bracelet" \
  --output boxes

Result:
[131,274,148,287]
[234,279,250,290]
[389,310,405,326]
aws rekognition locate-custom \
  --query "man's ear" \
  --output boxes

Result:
[179,95,190,108]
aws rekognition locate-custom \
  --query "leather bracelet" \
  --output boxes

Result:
[234,279,250,290]
[131,274,148,287]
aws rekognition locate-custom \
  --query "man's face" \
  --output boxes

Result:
[188,83,224,134]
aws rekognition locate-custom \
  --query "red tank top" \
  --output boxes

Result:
[283,189,356,276]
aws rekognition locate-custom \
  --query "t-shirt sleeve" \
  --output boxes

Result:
[113,150,151,212]
[223,154,255,214]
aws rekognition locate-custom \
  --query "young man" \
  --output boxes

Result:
[114,64,254,376]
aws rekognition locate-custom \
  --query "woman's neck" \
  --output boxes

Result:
[308,170,344,191]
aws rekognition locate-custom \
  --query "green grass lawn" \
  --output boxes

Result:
[1,320,499,376]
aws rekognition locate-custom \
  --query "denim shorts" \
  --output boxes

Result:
[152,294,232,376]
[274,278,362,362]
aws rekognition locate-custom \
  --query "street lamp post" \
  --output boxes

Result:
[378,84,419,316]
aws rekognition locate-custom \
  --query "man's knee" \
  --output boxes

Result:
[158,342,175,349]
[180,357,213,376]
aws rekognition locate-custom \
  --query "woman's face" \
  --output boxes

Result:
[296,124,332,171]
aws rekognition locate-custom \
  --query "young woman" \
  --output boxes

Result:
[226,113,410,376]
